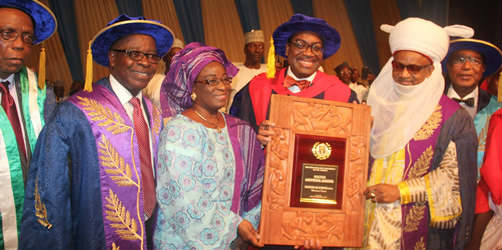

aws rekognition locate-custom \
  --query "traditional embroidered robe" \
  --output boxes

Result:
[20,78,162,250]
[365,96,477,250]
[0,67,55,250]
[230,68,357,131]
[153,114,264,249]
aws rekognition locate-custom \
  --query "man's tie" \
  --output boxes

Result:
[452,97,475,107]
[283,75,312,90]
[130,97,156,218]
[0,81,27,163]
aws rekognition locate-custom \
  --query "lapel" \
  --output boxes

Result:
[477,88,492,112]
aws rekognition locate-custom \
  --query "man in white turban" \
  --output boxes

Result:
[363,18,478,250]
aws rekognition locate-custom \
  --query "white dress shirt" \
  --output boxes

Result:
[286,66,317,94]
[447,85,478,118]
[109,74,154,171]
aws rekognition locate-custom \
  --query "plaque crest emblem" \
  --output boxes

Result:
[312,142,332,160]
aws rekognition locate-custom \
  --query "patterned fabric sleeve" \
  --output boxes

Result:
[398,142,462,229]
[155,115,245,249]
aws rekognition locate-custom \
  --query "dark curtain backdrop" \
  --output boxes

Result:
[290,0,313,16]
[234,0,260,32]
[48,0,84,83]
[173,0,205,43]
[115,0,144,17]
[396,0,448,26]
[344,0,381,74]
[449,0,502,47]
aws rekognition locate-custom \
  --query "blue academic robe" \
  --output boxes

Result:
[20,78,156,250]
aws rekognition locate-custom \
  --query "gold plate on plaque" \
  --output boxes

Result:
[312,142,332,160]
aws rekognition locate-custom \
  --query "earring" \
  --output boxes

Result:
[191,92,197,101]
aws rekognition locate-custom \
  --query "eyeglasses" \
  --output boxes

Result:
[289,39,324,54]
[195,77,233,87]
[450,55,483,67]
[391,61,431,74]
[112,49,161,63]
[0,29,34,45]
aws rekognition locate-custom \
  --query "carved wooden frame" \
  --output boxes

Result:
[259,95,371,247]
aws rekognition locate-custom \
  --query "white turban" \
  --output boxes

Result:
[367,18,473,158]
[381,17,474,62]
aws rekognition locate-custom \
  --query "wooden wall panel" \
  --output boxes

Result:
[370,0,401,69]
[74,0,119,82]
[25,0,73,95]
[143,0,184,42]
[202,0,245,63]
[313,0,364,76]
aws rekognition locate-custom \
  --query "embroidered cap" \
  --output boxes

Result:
[245,30,264,44]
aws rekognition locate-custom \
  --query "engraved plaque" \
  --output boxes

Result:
[259,94,371,247]
[299,163,338,205]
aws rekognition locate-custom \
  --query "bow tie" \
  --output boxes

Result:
[283,75,312,90]
[452,97,475,107]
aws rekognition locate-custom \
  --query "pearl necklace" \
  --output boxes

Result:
[194,109,223,133]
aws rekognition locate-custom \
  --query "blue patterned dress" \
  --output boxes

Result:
[154,114,261,250]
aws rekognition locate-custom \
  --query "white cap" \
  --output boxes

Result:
[380,17,474,62]
[244,30,264,44]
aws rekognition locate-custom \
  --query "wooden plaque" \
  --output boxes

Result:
[259,94,371,247]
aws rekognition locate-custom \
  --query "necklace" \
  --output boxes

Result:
[193,109,223,133]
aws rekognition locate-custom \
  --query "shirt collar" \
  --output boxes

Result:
[109,74,143,106]
[447,85,478,100]
[286,66,317,82]
[0,74,15,85]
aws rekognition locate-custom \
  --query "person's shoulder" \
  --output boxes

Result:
[249,72,272,86]
[224,114,257,133]
[317,71,351,90]
[234,62,246,69]
[164,113,187,126]
[492,108,502,119]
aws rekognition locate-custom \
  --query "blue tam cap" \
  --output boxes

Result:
[273,13,341,59]
[90,14,174,66]
[0,0,57,44]
[443,38,502,78]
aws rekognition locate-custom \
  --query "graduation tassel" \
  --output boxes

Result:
[84,42,93,92]
[38,46,46,89]
[266,37,276,79]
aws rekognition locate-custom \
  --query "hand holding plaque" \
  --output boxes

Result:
[258,95,371,247]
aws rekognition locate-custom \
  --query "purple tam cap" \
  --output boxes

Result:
[0,0,57,44]
[273,13,341,59]
[160,42,238,118]
[442,38,502,78]
[90,14,174,66]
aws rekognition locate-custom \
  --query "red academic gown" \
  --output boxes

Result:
[230,68,357,131]
[476,108,502,213]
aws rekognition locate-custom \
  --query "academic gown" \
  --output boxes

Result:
[0,67,55,250]
[20,78,161,250]
[230,68,358,132]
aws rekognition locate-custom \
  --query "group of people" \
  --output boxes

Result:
[334,62,374,102]
[1,1,501,250]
